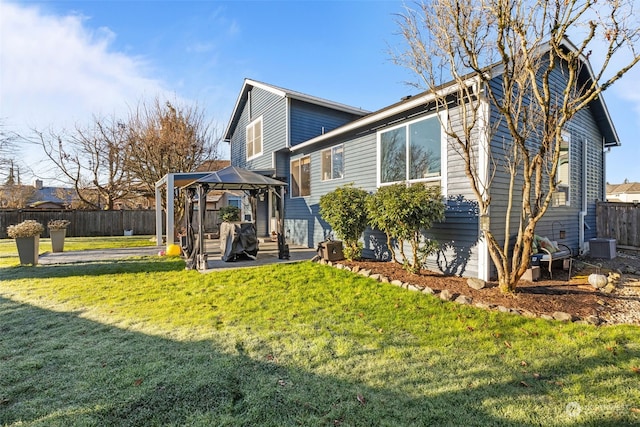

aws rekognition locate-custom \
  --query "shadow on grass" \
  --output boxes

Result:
[0,257,186,282]
[1,297,638,426]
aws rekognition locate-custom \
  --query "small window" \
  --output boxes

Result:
[246,117,263,160]
[291,156,311,197]
[554,132,571,207]
[321,145,344,181]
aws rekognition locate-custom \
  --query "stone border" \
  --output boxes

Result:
[313,257,603,326]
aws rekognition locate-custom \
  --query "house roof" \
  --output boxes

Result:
[223,79,370,142]
[290,38,621,152]
[607,182,640,195]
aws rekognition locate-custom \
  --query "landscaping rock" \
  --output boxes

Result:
[335,264,344,270]
[497,305,510,313]
[474,302,491,310]
[439,289,455,301]
[455,295,473,305]
[407,284,420,292]
[358,269,371,277]
[467,278,486,290]
[552,311,573,322]
[380,276,389,283]
[390,279,404,287]
[352,265,360,273]
[421,286,434,294]
[540,314,554,321]
[369,273,381,282]
[584,315,601,325]
[521,310,537,318]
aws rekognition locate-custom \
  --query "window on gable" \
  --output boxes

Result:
[379,114,443,186]
[321,145,344,181]
[246,117,263,160]
[554,132,571,207]
[291,156,311,197]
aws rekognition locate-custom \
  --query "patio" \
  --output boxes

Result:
[38,238,316,271]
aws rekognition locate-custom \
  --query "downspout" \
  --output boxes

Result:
[579,138,588,255]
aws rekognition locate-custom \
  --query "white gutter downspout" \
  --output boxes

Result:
[579,138,588,255]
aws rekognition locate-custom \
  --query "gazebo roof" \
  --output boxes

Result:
[182,166,287,190]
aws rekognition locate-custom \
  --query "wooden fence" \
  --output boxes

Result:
[0,209,159,239]
[0,209,222,239]
[596,202,640,250]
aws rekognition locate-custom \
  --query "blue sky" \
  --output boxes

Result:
[1,0,639,184]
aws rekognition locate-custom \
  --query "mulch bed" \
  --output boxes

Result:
[341,257,640,323]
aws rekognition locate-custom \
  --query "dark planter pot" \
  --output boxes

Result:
[15,236,40,265]
[50,229,66,252]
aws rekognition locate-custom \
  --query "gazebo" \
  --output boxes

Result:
[180,166,288,269]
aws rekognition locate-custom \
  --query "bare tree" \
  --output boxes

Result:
[125,98,219,199]
[36,114,135,210]
[394,0,640,292]
[0,119,19,182]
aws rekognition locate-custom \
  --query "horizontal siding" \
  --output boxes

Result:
[290,100,363,146]
[487,66,606,263]
[231,86,287,170]
[286,105,483,278]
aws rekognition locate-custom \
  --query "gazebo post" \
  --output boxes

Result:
[197,183,208,270]
[277,185,289,259]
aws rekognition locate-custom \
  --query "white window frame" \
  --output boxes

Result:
[376,111,447,195]
[246,116,263,161]
[554,131,571,207]
[290,155,311,198]
[320,144,344,181]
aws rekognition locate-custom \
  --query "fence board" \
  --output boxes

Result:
[0,209,159,239]
[596,202,640,249]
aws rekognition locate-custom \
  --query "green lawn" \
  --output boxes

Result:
[0,250,639,426]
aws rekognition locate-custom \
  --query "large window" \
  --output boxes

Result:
[246,116,263,160]
[291,156,311,197]
[554,132,571,206]
[379,115,443,185]
[321,145,344,181]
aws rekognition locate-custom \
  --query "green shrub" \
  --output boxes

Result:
[319,184,370,260]
[219,205,241,222]
[367,183,445,273]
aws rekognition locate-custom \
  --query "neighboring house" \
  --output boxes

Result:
[224,53,619,281]
[606,181,640,203]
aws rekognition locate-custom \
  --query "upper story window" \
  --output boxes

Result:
[554,132,571,207]
[291,156,311,197]
[378,113,445,187]
[246,116,263,160]
[321,144,344,181]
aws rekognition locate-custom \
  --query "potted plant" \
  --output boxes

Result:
[7,220,44,265]
[48,219,70,252]
[220,205,241,222]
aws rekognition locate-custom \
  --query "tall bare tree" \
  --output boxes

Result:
[394,0,640,292]
[125,98,219,199]
[36,115,135,210]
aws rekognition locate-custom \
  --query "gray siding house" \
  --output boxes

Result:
[224,67,619,281]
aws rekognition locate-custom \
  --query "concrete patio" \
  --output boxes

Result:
[38,238,317,271]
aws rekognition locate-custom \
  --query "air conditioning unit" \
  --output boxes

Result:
[589,238,616,259]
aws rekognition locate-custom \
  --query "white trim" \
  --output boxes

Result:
[477,95,490,282]
[246,116,264,161]
[291,76,480,153]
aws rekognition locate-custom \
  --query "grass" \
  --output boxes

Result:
[0,248,639,426]
[0,235,155,267]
